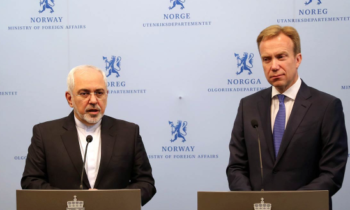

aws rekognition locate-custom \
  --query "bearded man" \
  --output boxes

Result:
[21,65,156,206]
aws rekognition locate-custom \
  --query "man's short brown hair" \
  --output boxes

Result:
[257,25,301,56]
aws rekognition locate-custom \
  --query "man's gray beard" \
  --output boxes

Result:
[82,112,103,124]
[75,109,103,124]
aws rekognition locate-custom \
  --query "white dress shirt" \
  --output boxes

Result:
[271,77,302,132]
[74,116,101,189]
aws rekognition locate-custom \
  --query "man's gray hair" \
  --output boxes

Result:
[67,65,107,93]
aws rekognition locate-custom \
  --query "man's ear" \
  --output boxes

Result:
[65,91,74,108]
[295,53,302,69]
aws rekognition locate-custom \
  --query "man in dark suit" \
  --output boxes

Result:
[226,25,348,207]
[22,65,156,206]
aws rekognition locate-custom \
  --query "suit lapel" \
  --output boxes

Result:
[274,81,312,166]
[61,111,91,189]
[94,116,116,188]
[257,87,275,162]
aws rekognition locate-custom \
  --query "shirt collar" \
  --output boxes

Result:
[271,77,301,100]
[74,115,102,132]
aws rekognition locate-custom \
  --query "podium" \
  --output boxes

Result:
[17,189,141,210]
[198,191,329,210]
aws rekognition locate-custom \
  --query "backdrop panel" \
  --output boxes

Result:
[0,0,349,210]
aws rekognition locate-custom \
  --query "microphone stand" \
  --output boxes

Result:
[80,142,90,189]
[80,135,93,190]
[252,120,264,191]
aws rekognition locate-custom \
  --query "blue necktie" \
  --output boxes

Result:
[273,94,286,158]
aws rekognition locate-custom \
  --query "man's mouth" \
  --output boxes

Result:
[271,74,284,79]
[86,109,100,115]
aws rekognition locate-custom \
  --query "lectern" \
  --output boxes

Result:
[17,189,141,210]
[198,191,328,210]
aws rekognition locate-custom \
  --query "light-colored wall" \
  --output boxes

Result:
[0,0,349,209]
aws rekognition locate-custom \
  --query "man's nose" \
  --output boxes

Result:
[271,59,280,71]
[89,93,98,104]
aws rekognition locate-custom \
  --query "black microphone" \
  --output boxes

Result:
[80,135,93,189]
[251,120,264,191]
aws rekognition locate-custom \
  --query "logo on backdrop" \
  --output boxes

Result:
[103,56,122,78]
[7,0,87,31]
[277,1,349,23]
[102,55,147,94]
[169,121,188,142]
[39,0,55,13]
[305,0,322,5]
[142,0,212,27]
[169,0,186,10]
[207,51,266,93]
[235,53,254,75]
[147,120,219,159]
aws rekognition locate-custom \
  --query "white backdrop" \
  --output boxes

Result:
[0,0,349,209]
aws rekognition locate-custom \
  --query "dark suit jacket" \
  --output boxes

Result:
[226,81,348,198]
[22,112,156,206]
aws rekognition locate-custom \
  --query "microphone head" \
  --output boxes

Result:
[251,120,259,128]
[86,135,93,143]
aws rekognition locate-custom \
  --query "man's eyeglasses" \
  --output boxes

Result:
[76,91,106,99]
